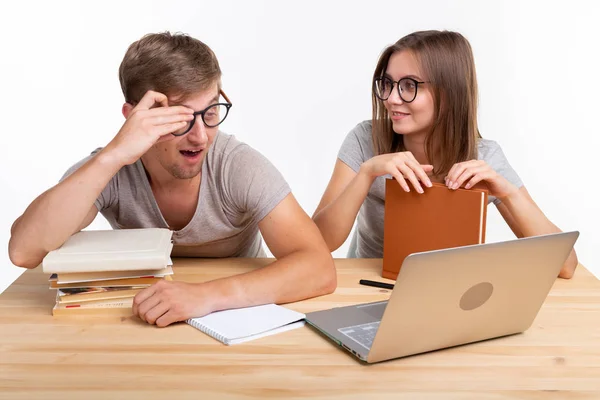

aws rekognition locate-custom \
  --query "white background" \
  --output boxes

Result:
[1,0,598,294]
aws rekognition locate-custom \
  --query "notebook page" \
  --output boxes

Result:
[186,304,305,344]
[227,320,305,345]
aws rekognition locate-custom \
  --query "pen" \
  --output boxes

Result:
[359,279,394,290]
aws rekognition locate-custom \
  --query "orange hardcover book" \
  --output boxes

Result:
[382,180,488,280]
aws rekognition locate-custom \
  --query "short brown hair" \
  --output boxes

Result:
[372,30,480,177]
[119,31,221,104]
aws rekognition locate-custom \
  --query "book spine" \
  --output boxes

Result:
[480,191,488,243]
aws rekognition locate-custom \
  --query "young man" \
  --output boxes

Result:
[8,32,336,327]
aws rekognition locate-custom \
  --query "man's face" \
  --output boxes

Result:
[146,83,221,180]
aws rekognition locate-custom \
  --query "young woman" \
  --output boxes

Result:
[313,30,578,279]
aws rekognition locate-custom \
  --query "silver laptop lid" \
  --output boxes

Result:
[367,231,579,363]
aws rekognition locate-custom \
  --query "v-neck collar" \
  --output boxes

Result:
[135,157,207,235]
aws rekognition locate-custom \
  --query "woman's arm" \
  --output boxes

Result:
[446,159,578,279]
[497,187,578,278]
[312,160,374,251]
[313,154,433,252]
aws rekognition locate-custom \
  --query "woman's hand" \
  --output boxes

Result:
[359,152,433,193]
[446,160,518,199]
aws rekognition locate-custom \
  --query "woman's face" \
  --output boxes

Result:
[382,51,434,139]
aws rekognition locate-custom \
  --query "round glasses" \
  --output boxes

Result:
[172,91,232,136]
[373,76,425,103]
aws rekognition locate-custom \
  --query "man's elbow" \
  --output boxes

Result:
[316,252,337,295]
[8,240,42,269]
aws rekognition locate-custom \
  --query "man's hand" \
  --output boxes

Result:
[132,280,216,327]
[102,90,194,166]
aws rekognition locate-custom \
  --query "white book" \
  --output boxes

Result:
[42,228,173,273]
[186,304,306,345]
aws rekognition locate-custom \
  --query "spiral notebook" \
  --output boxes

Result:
[186,304,306,345]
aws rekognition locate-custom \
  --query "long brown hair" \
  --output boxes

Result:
[119,31,221,104]
[372,30,480,176]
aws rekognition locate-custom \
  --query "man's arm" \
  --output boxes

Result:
[133,193,337,327]
[8,91,194,269]
[8,156,117,269]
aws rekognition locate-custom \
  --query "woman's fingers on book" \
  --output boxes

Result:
[391,171,410,192]
[460,166,491,189]
[407,160,432,188]
[447,160,483,189]
[405,154,433,186]
[454,165,487,190]
[398,163,424,194]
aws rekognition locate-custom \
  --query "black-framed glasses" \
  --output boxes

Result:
[373,76,426,103]
[172,90,232,136]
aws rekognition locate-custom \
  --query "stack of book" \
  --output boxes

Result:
[42,228,174,316]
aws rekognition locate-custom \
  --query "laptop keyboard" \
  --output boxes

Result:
[338,321,381,350]
[357,301,387,319]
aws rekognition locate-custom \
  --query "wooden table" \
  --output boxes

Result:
[1,258,599,399]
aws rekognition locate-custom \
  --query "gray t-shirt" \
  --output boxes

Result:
[338,120,524,258]
[62,131,291,258]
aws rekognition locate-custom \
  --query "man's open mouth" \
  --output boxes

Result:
[180,150,202,158]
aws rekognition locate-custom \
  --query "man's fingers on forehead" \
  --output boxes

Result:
[154,93,169,107]
[137,90,169,109]
[172,105,194,113]
[151,106,194,115]
[157,95,169,107]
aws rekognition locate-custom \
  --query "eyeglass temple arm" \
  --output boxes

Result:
[220,89,232,104]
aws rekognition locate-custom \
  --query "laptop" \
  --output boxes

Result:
[305,231,579,363]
